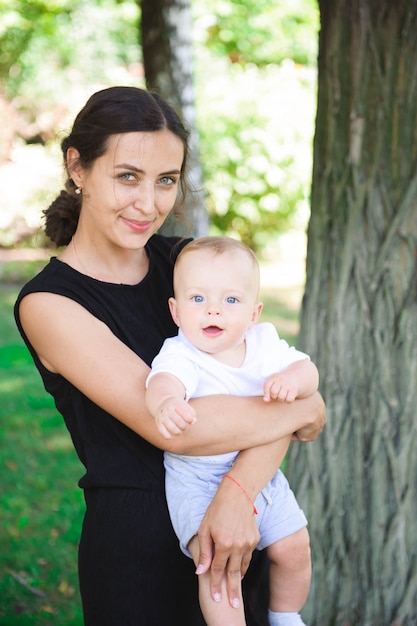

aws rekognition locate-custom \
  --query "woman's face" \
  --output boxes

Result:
[70,129,185,249]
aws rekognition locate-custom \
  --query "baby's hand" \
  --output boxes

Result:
[263,372,299,403]
[155,397,197,439]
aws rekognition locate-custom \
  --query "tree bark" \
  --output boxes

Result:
[288,1,417,624]
[140,0,207,237]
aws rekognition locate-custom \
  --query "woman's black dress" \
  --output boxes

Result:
[14,235,269,625]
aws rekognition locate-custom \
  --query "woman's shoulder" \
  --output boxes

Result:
[14,257,111,330]
[16,257,66,299]
[16,256,101,304]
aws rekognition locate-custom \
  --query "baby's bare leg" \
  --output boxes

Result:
[267,527,311,611]
[188,535,247,626]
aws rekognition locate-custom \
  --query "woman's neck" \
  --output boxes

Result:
[60,234,149,285]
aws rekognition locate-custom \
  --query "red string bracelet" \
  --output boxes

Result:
[223,474,258,515]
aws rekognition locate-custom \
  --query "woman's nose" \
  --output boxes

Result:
[133,183,154,213]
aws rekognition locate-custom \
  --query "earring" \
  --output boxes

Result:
[75,187,82,195]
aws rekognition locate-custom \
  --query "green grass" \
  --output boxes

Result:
[0,261,300,624]
[0,278,84,625]
[260,285,302,345]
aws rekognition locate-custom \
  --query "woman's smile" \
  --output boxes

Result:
[120,216,154,233]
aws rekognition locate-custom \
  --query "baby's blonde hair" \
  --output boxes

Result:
[174,236,260,294]
[177,236,258,266]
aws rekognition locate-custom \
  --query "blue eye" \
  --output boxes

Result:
[226,297,237,304]
[193,295,204,303]
[159,176,177,186]
[119,172,136,182]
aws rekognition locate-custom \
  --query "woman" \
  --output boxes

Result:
[14,86,325,625]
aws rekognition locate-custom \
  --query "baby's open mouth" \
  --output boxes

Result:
[203,326,223,335]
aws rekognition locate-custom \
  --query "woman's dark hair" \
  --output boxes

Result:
[44,86,190,246]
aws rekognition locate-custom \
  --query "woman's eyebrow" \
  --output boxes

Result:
[115,163,181,175]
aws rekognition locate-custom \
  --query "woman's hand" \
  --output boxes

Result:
[195,476,260,608]
[292,391,326,442]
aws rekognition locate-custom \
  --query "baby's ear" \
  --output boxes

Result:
[248,301,263,329]
[168,297,180,327]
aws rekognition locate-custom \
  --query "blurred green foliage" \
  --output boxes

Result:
[0,0,318,252]
[192,0,318,250]
[195,0,318,66]
[196,60,316,250]
[0,0,140,100]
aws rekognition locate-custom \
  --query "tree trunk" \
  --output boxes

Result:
[140,0,207,237]
[288,1,417,624]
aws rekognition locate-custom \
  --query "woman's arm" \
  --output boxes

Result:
[196,388,325,607]
[197,435,292,606]
[19,293,324,454]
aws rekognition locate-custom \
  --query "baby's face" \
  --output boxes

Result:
[169,248,262,357]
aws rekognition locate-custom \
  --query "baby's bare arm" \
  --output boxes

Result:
[146,373,196,439]
[263,359,319,403]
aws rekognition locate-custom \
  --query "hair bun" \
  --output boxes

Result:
[43,190,81,247]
